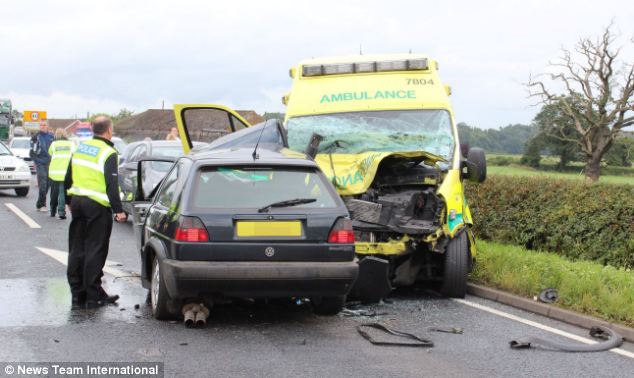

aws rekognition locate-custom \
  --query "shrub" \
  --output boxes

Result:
[465,176,634,268]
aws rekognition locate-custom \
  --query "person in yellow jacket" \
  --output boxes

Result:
[64,116,127,308]
[48,128,74,219]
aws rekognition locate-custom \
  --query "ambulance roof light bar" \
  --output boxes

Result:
[302,58,428,77]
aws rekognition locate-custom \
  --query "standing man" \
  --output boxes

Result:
[30,120,54,212]
[48,128,74,219]
[65,116,127,308]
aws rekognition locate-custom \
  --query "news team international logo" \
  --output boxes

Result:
[5,364,15,374]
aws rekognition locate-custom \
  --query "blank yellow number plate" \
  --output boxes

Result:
[236,221,302,237]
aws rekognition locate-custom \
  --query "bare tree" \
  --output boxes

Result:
[528,23,634,182]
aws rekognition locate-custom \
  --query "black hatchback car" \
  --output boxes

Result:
[131,147,358,319]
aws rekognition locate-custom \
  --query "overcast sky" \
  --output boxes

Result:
[1,0,633,128]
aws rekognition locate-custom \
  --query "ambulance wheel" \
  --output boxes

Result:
[440,231,469,298]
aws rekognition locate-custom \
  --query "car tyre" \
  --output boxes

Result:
[440,231,469,298]
[151,257,172,320]
[15,187,29,197]
[312,296,345,316]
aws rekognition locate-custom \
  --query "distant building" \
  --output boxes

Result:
[115,109,265,141]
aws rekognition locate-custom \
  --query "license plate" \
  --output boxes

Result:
[0,174,13,180]
[236,221,302,237]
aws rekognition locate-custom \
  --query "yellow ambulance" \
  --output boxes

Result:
[283,54,487,300]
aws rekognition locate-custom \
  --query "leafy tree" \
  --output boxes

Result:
[532,96,583,170]
[88,108,134,124]
[458,123,536,154]
[528,23,634,182]
[604,137,634,167]
[521,137,542,168]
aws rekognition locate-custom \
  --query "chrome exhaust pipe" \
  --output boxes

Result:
[195,304,210,327]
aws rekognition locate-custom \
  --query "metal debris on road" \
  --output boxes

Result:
[510,326,623,352]
[357,323,434,347]
[342,308,389,317]
[428,326,463,334]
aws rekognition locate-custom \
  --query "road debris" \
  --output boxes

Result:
[357,323,434,347]
[536,288,559,303]
[342,308,389,317]
[428,326,463,334]
[510,326,623,352]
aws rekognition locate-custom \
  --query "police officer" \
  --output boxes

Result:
[64,116,127,308]
[48,128,74,219]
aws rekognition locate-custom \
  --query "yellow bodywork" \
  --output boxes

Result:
[284,54,475,257]
[173,104,251,155]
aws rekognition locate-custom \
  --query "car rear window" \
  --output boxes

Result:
[191,166,339,210]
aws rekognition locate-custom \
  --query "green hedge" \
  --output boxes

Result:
[465,176,634,268]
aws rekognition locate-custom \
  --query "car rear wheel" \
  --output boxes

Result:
[15,187,29,197]
[440,231,469,298]
[312,296,345,315]
[151,257,172,320]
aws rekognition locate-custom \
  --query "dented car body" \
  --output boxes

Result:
[171,54,486,302]
[282,54,486,300]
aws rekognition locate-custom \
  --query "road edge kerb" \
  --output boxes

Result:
[467,283,634,343]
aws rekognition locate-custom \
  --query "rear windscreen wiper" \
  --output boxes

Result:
[258,198,316,213]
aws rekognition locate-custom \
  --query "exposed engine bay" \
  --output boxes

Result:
[343,155,444,239]
[341,155,450,296]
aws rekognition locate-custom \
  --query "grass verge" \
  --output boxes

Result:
[487,165,634,185]
[470,240,634,327]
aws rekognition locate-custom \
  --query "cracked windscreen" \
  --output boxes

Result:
[286,109,454,160]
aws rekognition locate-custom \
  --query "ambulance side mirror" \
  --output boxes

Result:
[462,148,487,183]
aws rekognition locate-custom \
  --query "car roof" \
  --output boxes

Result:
[190,147,318,168]
[11,137,30,140]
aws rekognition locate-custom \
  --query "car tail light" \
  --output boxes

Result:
[175,216,209,242]
[328,218,355,244]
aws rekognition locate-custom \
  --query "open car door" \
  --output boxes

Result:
[173,104,252,154]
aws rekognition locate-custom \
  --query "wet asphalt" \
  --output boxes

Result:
[1,182,633,377]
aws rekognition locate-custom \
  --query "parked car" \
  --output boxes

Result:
[111,136,127,155]
[129,146,358,320]
[119,140,200,213]
[0,141,31,196]
[8,137,35,174]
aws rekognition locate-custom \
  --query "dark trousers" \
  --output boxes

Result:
[49,181,66,217]
[35,164,49,208]
[67,196,113,302]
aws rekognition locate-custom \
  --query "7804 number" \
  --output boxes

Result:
[406,78,434,85]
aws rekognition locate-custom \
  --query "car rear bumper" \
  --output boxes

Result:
[161,259,359,299]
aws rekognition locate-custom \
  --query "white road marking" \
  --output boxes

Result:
[36,247,137,279]
[453,298,634,360]
[5,203,41,229]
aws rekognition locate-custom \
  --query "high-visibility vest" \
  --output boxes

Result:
[68,139,118,207]
[48,140,75,181]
